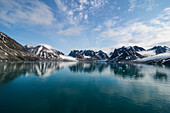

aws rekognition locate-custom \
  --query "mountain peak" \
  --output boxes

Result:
[148,46,169,54]
[109,46,144,62]
[37,44,52,50]
[69,49,108,60]
[25,45,64,60]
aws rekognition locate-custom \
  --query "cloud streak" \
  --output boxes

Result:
[57,26,87,36]
[0,0,56,26]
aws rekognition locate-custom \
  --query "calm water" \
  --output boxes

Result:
[0,62,170,113]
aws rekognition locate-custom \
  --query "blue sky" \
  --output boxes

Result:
[0,0,170,54]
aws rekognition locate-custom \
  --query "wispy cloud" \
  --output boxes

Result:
[128,0,136,12]
[128,0,158,12]
[0,0,56,27]
[99,7,170,48]
[55,0,108,25]
[93,25,103,31]
[57,26,87,36]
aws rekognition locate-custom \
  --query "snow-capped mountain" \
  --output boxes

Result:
[147,46,169,54]
[138,46,170,57]
[68,50,109,60]
[0,32,40,61]
[25,45,64,60]
[96,50,109,59]
[109,46,144,62]
[109,46,145,56]
[68,50,84,59]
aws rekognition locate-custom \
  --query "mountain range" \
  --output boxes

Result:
[68,50,109,60]
[0,32,170,65]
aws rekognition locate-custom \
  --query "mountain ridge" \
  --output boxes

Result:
[0,32,169,65]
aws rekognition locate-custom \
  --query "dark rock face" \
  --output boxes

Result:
[0,32,40,61]
[109,46,144,62]
[96,50,109,59]
[147,46,169,54]
[68,50,84,59]
[25,45,64,60]
[133,46,145,51]
[109,46,145,58]
[51,49,64,55]
[68,50,108,60]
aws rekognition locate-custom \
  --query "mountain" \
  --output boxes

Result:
[0,32,40,61]
[133,46,145,51]
[68,50,109,60]
[68,50,84,59]
[147,46,169,54]
[109,46,145,56]
[96,50,109,59]
[25,45,64,60]
[109,46,144,62]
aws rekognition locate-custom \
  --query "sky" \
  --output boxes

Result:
[0,0,170,54]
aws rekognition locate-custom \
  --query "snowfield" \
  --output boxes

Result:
[136,53,170,62]
[138,50,156,57]
[59,55,77,62]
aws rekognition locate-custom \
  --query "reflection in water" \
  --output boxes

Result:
[110,63,144,79]
[0,61,170,84]
[154,71,167,81]
[69,62,170,81]
[69,62,109,73]
[0,62,76,83]
[0,62,170,113]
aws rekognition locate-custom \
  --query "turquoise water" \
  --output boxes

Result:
[0,62,170,113]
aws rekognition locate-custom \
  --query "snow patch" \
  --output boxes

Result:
[136,53,170,62]
[36,46,43,55]
[138,50,156,57]
[38,44,52,49]
[84,55,91,59]
[60,55,77,62]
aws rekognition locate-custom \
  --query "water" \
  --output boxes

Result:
[0,62,170,113]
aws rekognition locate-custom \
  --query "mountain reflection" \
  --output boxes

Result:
[110,63,144,79]
[0,62,66,84]
[0,61,169,84]
[69,62,144,79]
[68,62,169,81]
[69,62,109,73]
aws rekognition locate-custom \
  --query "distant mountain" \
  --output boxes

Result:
[68,50,84,59]
[109,46,144,62]
[96,50,109,59]
[0,32,40,61]
[147,46,169,54]
[133,46,145,51]
[109,46,145,56]
[1,32,170,65]
[68,50,109,60]
[25,45,64,60]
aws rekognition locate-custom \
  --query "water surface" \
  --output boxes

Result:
[0,62,170,113]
